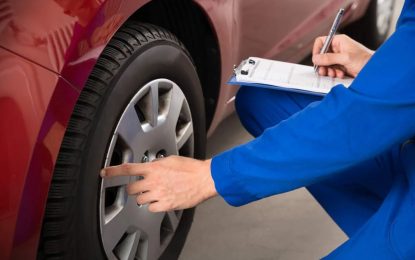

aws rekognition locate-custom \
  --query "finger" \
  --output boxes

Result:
[126,179,151,195]
[330,64,346,79]
[318,66,327,76]
[148,202,169,213]
[328,67,335,78]
[329,35,344,53]
[312,36,327,55]
[136,191,157,205]
[334,68,345,79]
[313,53,348,67]
[101,163,150,178]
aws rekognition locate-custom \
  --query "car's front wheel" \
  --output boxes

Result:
[38,22,206,260]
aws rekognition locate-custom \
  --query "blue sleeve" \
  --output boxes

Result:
[211,4,415,207]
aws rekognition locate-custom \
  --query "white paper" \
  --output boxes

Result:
[235,57,353,94]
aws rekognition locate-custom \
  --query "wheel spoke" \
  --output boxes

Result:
[166,211,180,231]
[125,231,141,260]
[117,105,144,143]
[102,208,129,252]
[176,122,193,150]
[103,176,130,188]
[130,209,163,260]
[146,231,162,260]
[166,86,185,128]
[111,230,142,260]
[122,197,164,239]
[131,208,164,242]
[149,83,159,127]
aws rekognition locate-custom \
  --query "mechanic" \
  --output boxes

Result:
[101,0,415,258]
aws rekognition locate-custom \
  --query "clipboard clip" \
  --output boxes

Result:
[233,58,256,76]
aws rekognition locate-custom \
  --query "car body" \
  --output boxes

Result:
[0,0,380,258]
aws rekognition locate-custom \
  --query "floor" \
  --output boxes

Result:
[180,1,403,259]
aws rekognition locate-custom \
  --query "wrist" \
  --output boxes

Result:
[354,50,374,77]
[202,159,218,199]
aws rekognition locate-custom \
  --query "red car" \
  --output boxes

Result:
[0,0,395,259]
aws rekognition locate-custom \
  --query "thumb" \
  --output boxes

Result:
[313,53,348,66]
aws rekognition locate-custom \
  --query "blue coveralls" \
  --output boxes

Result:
[211,1,415,258]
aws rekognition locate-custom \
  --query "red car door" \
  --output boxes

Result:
[235,0,353,62]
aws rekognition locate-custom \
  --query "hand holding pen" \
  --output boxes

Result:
[312,34,375,78]
[312,8,374,78]
[313,8,345,73]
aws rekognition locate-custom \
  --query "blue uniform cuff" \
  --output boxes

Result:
[211,151,256,207]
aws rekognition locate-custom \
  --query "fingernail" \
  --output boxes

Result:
[100,169,106,177]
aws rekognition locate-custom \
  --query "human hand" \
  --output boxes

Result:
[100,156,217,212]
[312,34,374,78]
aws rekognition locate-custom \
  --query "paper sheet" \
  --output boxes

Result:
[235,57,353,94]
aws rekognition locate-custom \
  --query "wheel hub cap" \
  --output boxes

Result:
[99,79,194,260]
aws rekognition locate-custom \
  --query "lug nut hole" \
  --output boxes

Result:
[156,150,167,159]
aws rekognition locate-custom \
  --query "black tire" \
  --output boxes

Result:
[38,22,206,260]
[344,0,395,49]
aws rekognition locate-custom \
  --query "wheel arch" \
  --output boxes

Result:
[11,0,220,257]
[128,0,221,128]
[59,0,221,129]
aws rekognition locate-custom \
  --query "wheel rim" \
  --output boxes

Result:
[99,79,194,260]
[376,0,394,36]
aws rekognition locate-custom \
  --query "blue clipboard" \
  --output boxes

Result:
[227,75,326,97]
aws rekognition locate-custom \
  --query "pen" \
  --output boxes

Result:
[314,8,345,73]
